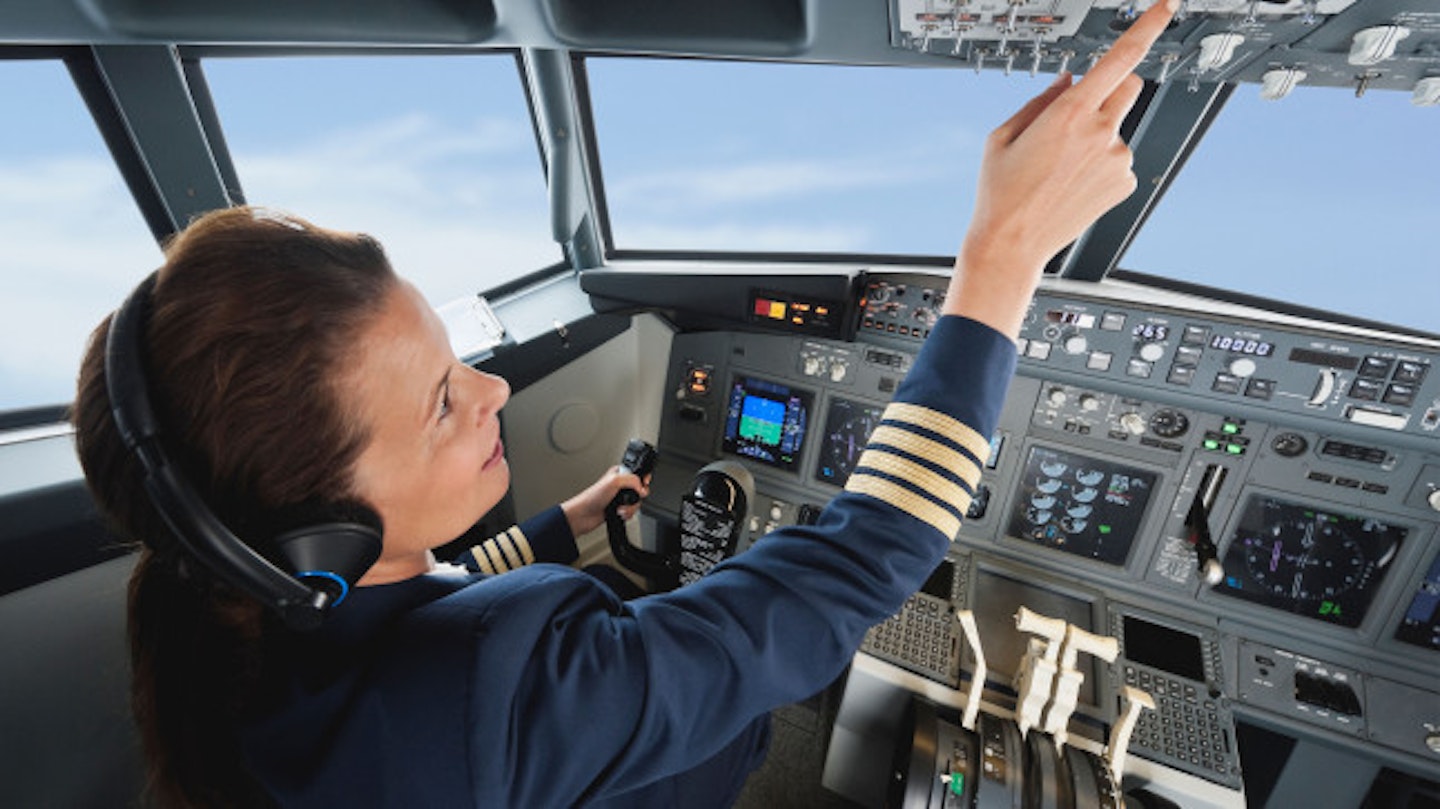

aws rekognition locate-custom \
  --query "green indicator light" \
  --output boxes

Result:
[1099,525,1112,534]
[1203,439,1220,451]
[949,773,965,796]
[1222,422,1240,434]
[1226,444,1245,455]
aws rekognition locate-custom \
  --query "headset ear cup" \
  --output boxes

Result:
[273,524,383,608]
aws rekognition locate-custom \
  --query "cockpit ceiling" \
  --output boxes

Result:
[5,0,1438,98]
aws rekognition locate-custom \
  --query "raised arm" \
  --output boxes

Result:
[945,0,1177,338]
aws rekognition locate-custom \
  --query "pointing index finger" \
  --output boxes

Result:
[1071,0,1177,105]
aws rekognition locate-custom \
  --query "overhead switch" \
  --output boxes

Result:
[1260,68,1307,100]
[1348,25,1411,66]
[1197,32,1245,72]
[1413,77,1440,107]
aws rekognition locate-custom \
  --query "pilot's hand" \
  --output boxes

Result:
[946,0,1177,338]
[561,466,651,537]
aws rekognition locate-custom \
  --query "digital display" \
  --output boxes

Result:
[722,375,812,471]
[1214,495,1405,628]
[1046,310,1095,329]
[814,396,886,485]
[1210,334,1274,356]
[1123,615,1205,682]
[920,559,955,600]
[1132,323,1169,342]
[1394,552,1440,652]
[970,568,1097,706]
[1007,446,1157,566]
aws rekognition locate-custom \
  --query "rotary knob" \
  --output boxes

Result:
[1063,333,1088,355]
[803,356,821,376]
[1138,343,1165,363]
[1427,487,1440,513]
[1229,357,1258,378]
[1047,388,1070,408]
[1078,394,1100,412]
[1119,412,1146,436]
[830,362,848,383]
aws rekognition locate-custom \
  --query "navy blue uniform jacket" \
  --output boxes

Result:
[241,315,1016,807]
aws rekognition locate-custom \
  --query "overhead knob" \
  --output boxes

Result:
[1349,25,1411,66]
[1414,77,1440,107]
[1427,731,1440,755]
[1064,334,1089,355]
[803,356,821,376]
[1079,394,1101,412]
[1260,68,1307,101]
[1427,487,1440,513]
[1119,412,1146,436]
[830,362,848,383]
[1198,32,1245,72]
[1047,388,1069,408]
[1139,343,1166,363]
[1229,358,1258,378]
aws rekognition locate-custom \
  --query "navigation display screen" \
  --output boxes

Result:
[722,375,812,471]
[814,396,886,485]
[1394,552,1440,652]
[1007,445,1157,566]
[1214,495,1405,628]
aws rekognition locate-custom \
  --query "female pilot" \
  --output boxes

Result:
[71,3,1175,806]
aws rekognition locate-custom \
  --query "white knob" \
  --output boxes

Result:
[1047,388,1069,407]
[1260,68,1306,101]
[1120,412,1146,436]
[1198,32,1245,72]
[1349,25,1411,66]
[1427,488,1440,513]
[830,362,848,383]
[1139,343,1165,363]
[1079,394,1101,412]
[1229,358,1258,378]
[1064,334,1088,355]
[1414,77,1440,107]
[1427,732,1440,755]
[803,356,820,376]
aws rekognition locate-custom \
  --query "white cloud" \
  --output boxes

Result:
[0,113,561,411]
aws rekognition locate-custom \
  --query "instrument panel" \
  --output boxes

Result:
[646,270,1440,785]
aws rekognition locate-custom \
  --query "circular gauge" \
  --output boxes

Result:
[1149,408,1190,438]
[1240,516,1367,601]
[1271,432,1309,458]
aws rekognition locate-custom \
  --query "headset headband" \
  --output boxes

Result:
[105,271,381,630]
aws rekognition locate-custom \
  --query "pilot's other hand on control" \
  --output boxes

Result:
[946,0,1176,339]
[561,466,651,537]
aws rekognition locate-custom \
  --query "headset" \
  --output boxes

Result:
[105,272,383,631]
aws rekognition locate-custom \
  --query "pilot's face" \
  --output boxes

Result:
[348,280,511,581]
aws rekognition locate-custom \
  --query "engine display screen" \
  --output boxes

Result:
[722,375,812,471]
[1214,495,1405,628]
[1007,445,1157,566]
[814,396,886,485]
[1394,552,1440,652]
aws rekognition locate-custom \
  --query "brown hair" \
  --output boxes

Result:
[72,207,397,808]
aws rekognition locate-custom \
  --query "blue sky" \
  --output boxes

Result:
[1,54,1436,411]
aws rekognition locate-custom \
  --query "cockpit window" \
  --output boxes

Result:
[0,59,162,413]
[201,53,558,307]
[585,57,1042,258]
[1123,85,1438,336]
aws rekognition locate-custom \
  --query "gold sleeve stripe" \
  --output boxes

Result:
[506,528,536,566]
[855,450,974,514]
[865,425,982,490]
[472,542,498,575]
[845,474,965,539]
[882,402,991,467]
